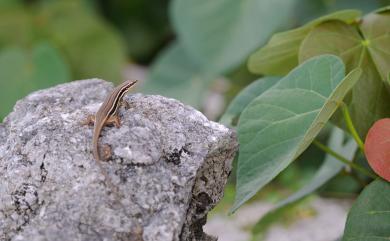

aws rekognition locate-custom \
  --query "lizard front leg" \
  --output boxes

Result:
[81,115,95,126]
[82,114,120,128]
[106,115,121,128]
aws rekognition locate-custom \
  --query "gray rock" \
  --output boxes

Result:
[0,79,238,241]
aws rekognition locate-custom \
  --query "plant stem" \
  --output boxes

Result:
[341,103,365,152]
[350,170,368,187]
[313,140,377,179]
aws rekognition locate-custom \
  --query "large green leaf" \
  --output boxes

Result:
[342,179,390,241]
[0,42,70,119]
[39,1,126,82]
[219,76,280,127]
[299,11,390,138]
[300,11,390,80]
[232,55,362,211]
[248,9,362,75]
[142,42,212,108]
[171,0,298,74]
[251,127,357,239]
[0,2,126,82]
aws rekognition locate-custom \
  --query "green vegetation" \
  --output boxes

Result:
[0,0,126,118]
[233,55,361,211]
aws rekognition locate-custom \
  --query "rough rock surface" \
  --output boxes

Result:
[0,79,238,241]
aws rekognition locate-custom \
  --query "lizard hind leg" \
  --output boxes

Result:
[102,144,113,161]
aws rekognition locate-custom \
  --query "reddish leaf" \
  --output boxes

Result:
[365,118,390,181]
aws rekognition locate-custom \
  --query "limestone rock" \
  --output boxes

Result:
[0,79,238,241]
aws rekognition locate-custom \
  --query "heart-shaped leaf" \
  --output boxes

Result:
[232,55,361,212]
[299,11,390,138]
[248,9,361,75]
[342,179,390,241]
[364,118,390,181]
[219,76,280,127]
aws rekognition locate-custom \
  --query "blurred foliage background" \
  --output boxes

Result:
[0,0,173,119]
[0,0,389,225]
[0,0,388,119]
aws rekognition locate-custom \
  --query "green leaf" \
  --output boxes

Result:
[171,0,298,74]
[360,11,390,81]
[299,15,390,138]
[219,76,280,127]
[251,127,357,238]
[388,72,390,84]
[0,42,71,119]
[0,1,126,82]
[248,9,362,75]
[342,179,390,241]
[375,5,390,13]
[40,1,126,82]
[299,21,363,67]
[32,42,71,89]
[232,55,362,212]
[142,42,212,108]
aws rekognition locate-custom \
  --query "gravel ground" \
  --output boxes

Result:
[205,198,352,241]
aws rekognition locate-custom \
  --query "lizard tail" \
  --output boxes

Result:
[92,122,101,161]
[92,136,100,161]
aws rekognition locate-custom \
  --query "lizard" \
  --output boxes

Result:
[84,79,138,197]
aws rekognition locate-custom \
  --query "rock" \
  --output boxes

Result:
[0,79,238,241]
